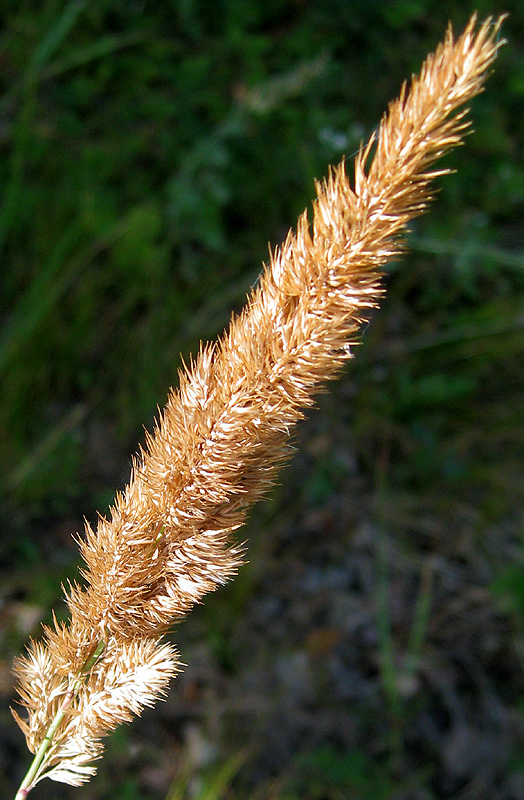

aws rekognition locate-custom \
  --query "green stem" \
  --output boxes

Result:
[14,640,105,799]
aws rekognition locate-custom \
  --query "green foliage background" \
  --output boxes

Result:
[1,1,524,799]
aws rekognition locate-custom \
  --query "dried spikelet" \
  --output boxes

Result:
[13,636,178,787]
[13,14,503,794]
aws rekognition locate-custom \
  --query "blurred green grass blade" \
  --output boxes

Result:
[180,270,258,339]
[198,751,247,800]
[166,751,247,800]
[403,560,433,679]
[41,31,147,82]
[0,226,84,365]
[410,235,524,271]
[7,403,88,493]
[29,0,87,75]
[0,89,36,259]
[367,298,524,364]
[0,224,83,376]
[0,1,87,259]
[0,219,128,377]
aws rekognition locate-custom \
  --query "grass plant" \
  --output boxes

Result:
[9,14,505,798]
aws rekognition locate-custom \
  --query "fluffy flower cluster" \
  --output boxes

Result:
[13,14,502,792]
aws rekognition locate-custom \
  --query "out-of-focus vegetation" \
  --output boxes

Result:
[2,2,524,799]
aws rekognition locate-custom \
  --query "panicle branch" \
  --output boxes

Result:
[13,14,503,793]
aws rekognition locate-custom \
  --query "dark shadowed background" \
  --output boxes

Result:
[1,1,524,798]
